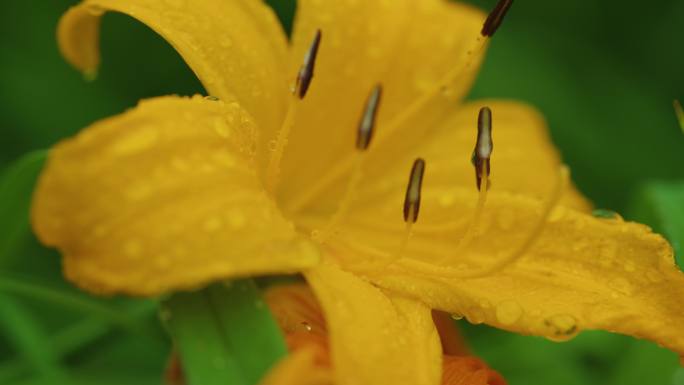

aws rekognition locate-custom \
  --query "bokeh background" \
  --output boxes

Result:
[1,0,683,384]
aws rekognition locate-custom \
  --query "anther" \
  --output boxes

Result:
[471,106,493,190]
[356,85,383,151]
[403,158,426,224]
[481,0,513,37]
[295,29,322,99]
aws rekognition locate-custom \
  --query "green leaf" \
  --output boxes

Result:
[163,280,287,385]
[0,294,65,380]
[627,181,684,266]
[0,151,46,266]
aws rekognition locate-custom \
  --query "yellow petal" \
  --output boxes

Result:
[265,283,327,335]
[259,348,332,385]
[304,262,442,385]
[341,183,684,355]
[58,0,289,145]
[362,100,591,211]
[32,96,318,296]
[279,0,486,214]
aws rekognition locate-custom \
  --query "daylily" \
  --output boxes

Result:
[31,0,684,384]
[259,283,506,385]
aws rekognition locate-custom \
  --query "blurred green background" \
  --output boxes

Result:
[1,0,683,384]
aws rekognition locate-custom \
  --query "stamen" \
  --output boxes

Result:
[450,165,569,279]
[404,158,426,224]
[313,85,383,244]
[357,85,383,150]
[266,30,322,194]
[375,158,426,269]
[472,106,493,190]
[481,0,514,37]
[295,29,322,99]
[439,106,493,265]
[285,2,515,214]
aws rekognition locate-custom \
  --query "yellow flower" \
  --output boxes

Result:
[32,0,684,384]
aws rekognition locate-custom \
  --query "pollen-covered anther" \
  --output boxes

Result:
[481,0,514,37]
[294,29,322,99]
[472,106,493,190]
[403,158,426,224]
[356,84,383,151]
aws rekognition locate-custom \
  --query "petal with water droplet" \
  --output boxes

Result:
[57,0,289,157]
[355,188,684,356]
[304,262,442,385]
[32,96,319,295]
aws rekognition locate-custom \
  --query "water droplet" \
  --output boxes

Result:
[301,322,312,332]
[203,216,223,232]
[439,86,455,97]
[219,37,233,48]
[543,314,579,341]
[228,211,246,229]
[123,239,142,259]
[438,192,455,207]
[549,206,567,222]
[495,300,523,325]
[592,209,623,221]
[85,5,105,16]
[646,268,664,283]
[156,256,171,269]
[450,313,464,320]
[204,95,220,101]
[608,277,634,296]
[623,260,636,272]
[213,119,231,138]
[464,308,486,324]
[170,157,190,172]
[109,129,159,156]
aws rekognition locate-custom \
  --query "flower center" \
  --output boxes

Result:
[267,0,552,278]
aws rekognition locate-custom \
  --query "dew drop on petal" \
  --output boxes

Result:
[608,277,634,296]
[592,209,623,221]
[228,211,246,229]
[495,300,523,325]
[203,216,223,232]
[450,313,464,320]
[646,268,664,283]
[543,314,579,341]
[465,307,486,325]
[123,239,142,259]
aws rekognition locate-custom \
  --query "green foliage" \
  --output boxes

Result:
[163,281,288,385]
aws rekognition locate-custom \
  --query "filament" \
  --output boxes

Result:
[266,96,299,194]
[312,154,365,244]
[286,36,489,214]
[447,165,569,279]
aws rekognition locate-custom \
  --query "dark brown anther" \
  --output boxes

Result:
[481,0,513,37]
[295,29,322,99]
[471,106,493,190]
[356,84,383,151]
[403,158,426,224]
